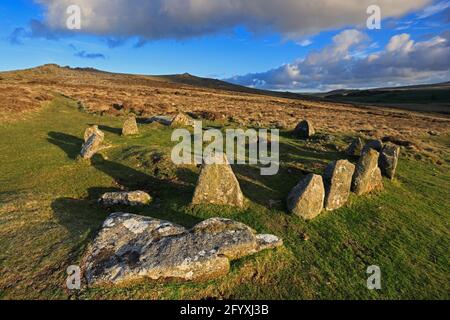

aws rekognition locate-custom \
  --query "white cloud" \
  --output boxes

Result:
[35,0,431,40]
[386,34,414,53]
[228,30,450,91]
[297,39,313,47]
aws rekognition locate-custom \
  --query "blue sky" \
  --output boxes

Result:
[1,0,449,91]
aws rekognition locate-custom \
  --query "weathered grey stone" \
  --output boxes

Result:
[99,191,152,206]
[122,116,139,136]
[287,174,325,220]
[323,160,356,211]
[294,120,315,139]
[82,213,282,285]
[192,153,245,208]
[80,133,103,160]
[346,137,363,156]
[351,149,383,195]
[362,139,383,154]
[171,113,195,127]
[84,125,105,142]
[379,143,400,179]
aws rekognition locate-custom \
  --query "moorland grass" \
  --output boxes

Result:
[0,96,448,299]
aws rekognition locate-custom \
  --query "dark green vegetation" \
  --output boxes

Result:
[319,82,450,114]
[0,97,449,299]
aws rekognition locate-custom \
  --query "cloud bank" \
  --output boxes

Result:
[227,29,450,91]
[35,0,431,40]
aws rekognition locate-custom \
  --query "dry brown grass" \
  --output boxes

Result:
[1,64,449,161]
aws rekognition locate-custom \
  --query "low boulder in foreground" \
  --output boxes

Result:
[323,160,355,211]
[192,153,245,208]
[99,191,152,206]
[351,149,383,195]
[293,120,315,139]
[379,143,400,179]
[82,213,282,285]
[122,116,139,136]
[287,173,325,220]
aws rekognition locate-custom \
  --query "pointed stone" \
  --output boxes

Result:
[122,116,139,136]
[84,125,104,142]
[351,149,383,195]
[379,143,400,179]
[294,120,315,139]
[192,153,245,208]
[287,174,325,220]
[80,133,103,160]
[324,160,356,211]
[346,137,363,156]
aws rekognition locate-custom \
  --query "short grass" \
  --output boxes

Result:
[0,96,449,300]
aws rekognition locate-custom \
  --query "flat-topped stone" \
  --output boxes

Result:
[83,213,283,285]
[99,191,152,206]
[379,143,400,179]
[351,149,383,195]
[323,160,355,211]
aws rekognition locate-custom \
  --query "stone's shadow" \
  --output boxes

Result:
[47,130,202,229]
[175,167,199,187]
[47,131,83,160]
[97,125,122,136]
[51,197,105,260]
[52,185,201,256]
[228,136,345,210]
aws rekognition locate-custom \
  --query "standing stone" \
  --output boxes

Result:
[351,149,383,195]
[171,113,195,127]
[346,137,363,156]
[80,133,103,160]
[379,143,400,179]
[122,116,139,136]
[84,125,104,142]
[294,120,315,139]
[83,213,283,285]
[287,174,325,220]
[99,191,152,206]
[362,139,383,154]
[192,153,245,208]
[323,160,356,211]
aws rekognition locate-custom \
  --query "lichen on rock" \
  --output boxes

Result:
[82,213,282,285]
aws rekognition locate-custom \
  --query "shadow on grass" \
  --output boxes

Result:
[228,135,345,209]
[51,197,106,265]
[47,131,83,160]
[48,130,202,233]
[97,125,122,136]
[233,164,305,210]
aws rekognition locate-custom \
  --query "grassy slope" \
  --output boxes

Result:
[0,97,449,299]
